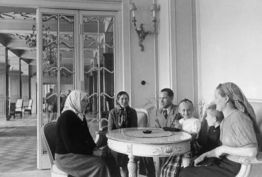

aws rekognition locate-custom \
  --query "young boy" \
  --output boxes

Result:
[178,99,201,136]
[161,99,201,177]
[178,99,201,167]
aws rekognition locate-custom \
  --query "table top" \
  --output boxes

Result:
[106,127,191,145]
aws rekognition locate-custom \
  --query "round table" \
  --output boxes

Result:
[107,127,192,177]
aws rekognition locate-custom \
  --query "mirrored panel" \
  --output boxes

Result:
[41,13,75,125]
[82,15,115,120]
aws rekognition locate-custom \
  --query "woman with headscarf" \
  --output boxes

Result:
[108,91,138,177]
[108,91,156,177]
[55,90,111,177]
[179,82,261,177]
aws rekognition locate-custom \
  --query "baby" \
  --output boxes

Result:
[197,103,223,158]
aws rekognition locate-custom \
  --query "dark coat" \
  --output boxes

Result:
[108,105,138,130]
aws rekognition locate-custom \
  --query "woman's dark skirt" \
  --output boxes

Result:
[179,157,241,177]
[110,149,129,168]
[55,153,111,177]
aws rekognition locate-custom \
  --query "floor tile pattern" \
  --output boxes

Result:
[0,116,37,173]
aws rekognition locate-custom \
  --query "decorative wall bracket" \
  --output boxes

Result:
[130,2,160,51]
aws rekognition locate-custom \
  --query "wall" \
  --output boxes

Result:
[130,0,157,108]
[197,0,262,103]
[174,0,197,104]
[129,0,196,109]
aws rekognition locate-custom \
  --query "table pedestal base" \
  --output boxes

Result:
[127,155,137,177]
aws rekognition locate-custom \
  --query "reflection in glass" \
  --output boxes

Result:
[83,16,115,120]
[41,14,75,125]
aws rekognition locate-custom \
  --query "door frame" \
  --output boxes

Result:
[36,8,79,169]
[0,0,132,169]
[36,7,124,169]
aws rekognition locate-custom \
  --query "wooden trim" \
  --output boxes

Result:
[153,0,159,109]
[5,47,9,120]
[248,99,262,103]
[192,0,199,106]
[121,0,132,102]
[28,65,31,99]
[36,8,43,169]
[0,0,121,11]
[169,0,178,103]
[19,58,22,98]
[194,0,202,102]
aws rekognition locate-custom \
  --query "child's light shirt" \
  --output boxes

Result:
[179,117,201,134]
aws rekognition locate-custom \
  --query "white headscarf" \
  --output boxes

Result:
[62,90,87,121]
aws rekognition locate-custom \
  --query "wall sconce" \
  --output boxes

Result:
[130,2,159,51]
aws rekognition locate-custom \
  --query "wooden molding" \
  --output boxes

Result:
[0,0,121,11]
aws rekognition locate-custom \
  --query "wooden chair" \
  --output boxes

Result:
[41,122,69,177]
[9,102,16,119]
[15,99,23,118]
[198,101,262,177]
[235,101,262,177]
[24,99,33,115]
[135,108,149,127]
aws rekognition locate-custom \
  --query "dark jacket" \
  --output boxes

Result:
[55,110,96,155]
[108,105,138,130]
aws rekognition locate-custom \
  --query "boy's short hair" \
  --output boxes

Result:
[206,103,224,122]
[178,98,194,110]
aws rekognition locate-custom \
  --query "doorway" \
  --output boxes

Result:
[37,8,117,169]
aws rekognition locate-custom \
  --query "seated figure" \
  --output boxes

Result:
[55,90,113,177]
[160,98,201,177]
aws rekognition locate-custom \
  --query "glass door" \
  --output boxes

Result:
[37,8,77,169]
[80,12,115,125]
[37,9,117,170]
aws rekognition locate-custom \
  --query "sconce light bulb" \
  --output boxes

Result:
[130,2,137,18]
[132,11,135,18]
[151,4,157,18]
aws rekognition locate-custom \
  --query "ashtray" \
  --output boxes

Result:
[143,130,152,134]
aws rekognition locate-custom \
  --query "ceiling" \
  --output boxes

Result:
[0,7,36,75]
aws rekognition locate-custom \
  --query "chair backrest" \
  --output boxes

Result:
[250,101,262,150]
[16,99,23,108]
[250,101,262,133]
[41,121,57,165]
[10,103,16,113]
[135,108,149,127]
[100,118,108,131]
[28,99,33,108]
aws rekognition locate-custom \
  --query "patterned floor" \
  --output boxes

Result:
[0,116,145,177]
[0,115,38,173]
